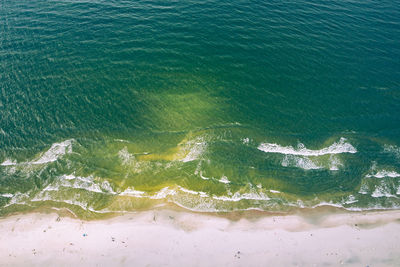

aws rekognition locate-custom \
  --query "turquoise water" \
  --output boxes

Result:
[1,0,400,218]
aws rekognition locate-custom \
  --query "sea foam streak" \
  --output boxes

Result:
[258,137,356,156]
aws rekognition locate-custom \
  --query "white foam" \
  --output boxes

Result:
[296,200,305,208]
[371,183,397,198]
[366,170,400,178]
[358,182,369,195]
[0,193,13,198]
[213,188,270,202]
[101,181,115,194]
[199,191,208,198]
[32,192,151,213]
[30,192,93,211]
[119,187,146,197]
[329,155,343,171]
[194,162,210,180]
[43,184,59,192]
[4,192,29,207]
[66,182,101,193]
[281,155,321,170]
[114,139,131,143]
[63,174,77,180]
[43,174,116,195]
[312,202,345,209]
[149,187,177,199]
[118,147,133,165]
[384,144,400,160]
[118,147,150,173]
[194,161,202,175]
[258,137,357,156]
[180,137,207,162]
[59,175,101,193]
[344,195,358,204]
[58,199,88,210]
[87,207,115,214]
[119,186,209,200]
[69,176,115,194]
[269,190,280,194]
[1,139,74,167]
[199,171,211,180]
[0,159,17,166]
[177,186,209,198]
[31,139,74,164]
[213,189,269,202]
[218,176,230,184]
[178,186,199,195]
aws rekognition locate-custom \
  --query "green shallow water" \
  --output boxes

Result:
[1,0,400,218]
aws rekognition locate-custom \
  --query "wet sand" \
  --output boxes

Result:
[1,209,400,266]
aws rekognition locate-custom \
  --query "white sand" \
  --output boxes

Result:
[1,209,400,266]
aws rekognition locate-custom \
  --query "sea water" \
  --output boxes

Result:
[1,0,399,218]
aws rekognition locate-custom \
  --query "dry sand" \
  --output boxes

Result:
[1,209,400,266]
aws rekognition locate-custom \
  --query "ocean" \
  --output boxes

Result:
[1,0,400,218]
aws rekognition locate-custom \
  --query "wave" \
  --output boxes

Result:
[119,187,146,197]
[0,193,13,198]
[31,194,90,211]
[149,187,177,199]
[371,183,398,198]
[178,186,209,197]
[0,159,17,166]
[343,195,358,204]
[3,183,400,214]
[359,172,400,199]
[258,137,357,156]
[212,191,270,202]
[269,190,280,193]
[328,155,343,171]
[4,192,30,207]
[118,147,151,173]
[119,186,207,199]
[180,136,207,162]
[43,174,116,195]
[1,139,74,166]
[366,170,400,178]
[218,176,230,184]
[384,144,400,161]
[281,155,321,170]
[280,151,344,171]
[31,139,74,164]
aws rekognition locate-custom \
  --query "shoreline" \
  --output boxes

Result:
[1,208,400,266]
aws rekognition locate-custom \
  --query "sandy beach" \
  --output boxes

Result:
[1,208,400,266]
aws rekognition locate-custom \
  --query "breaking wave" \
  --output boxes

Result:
[257,137,357,156]
[281,155,321,170]
[1,139,74,166]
